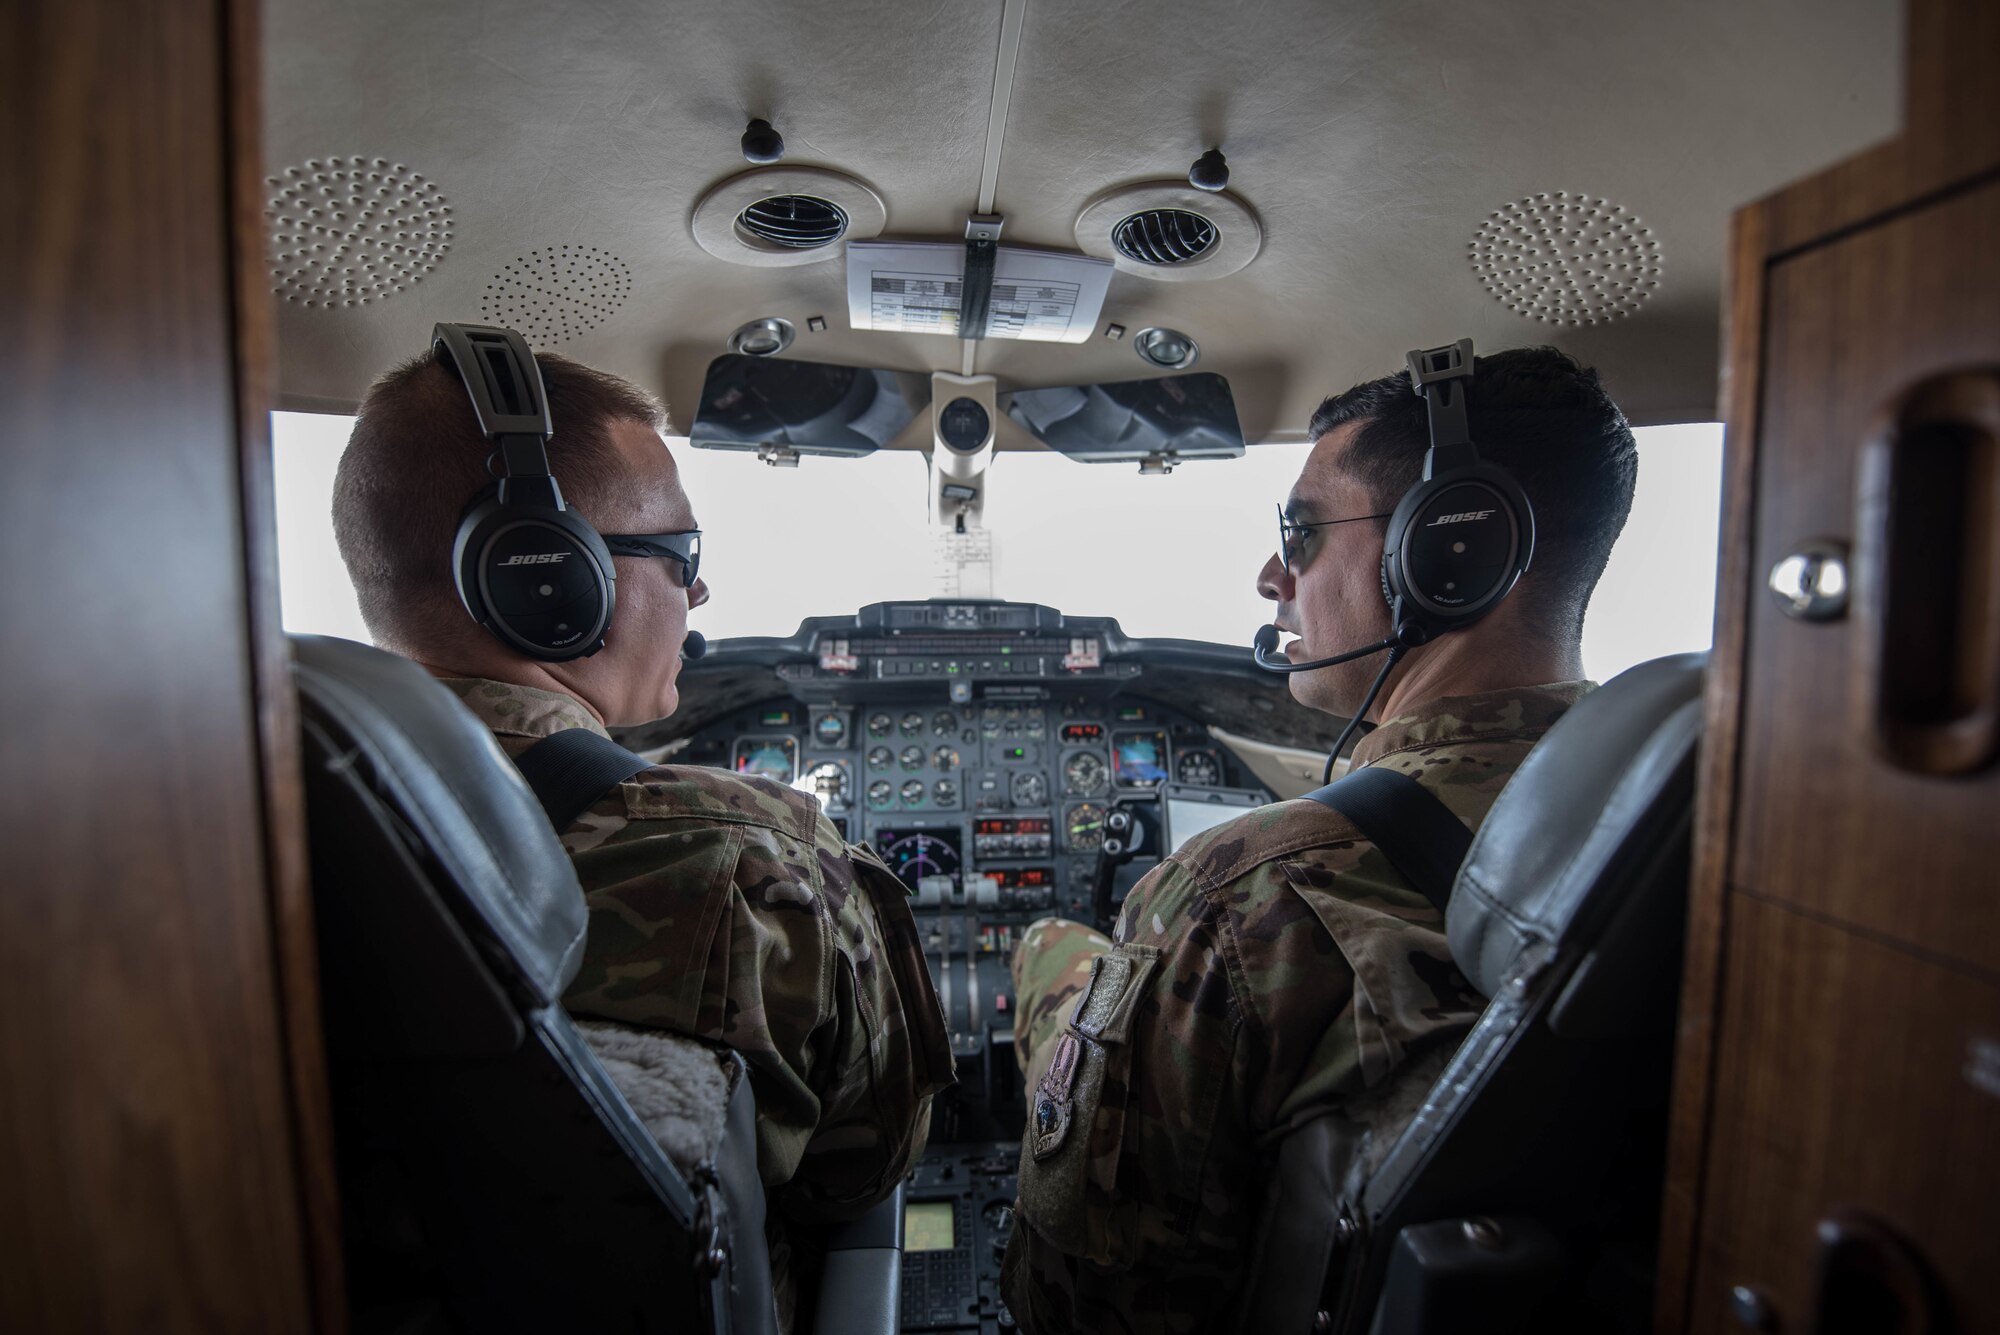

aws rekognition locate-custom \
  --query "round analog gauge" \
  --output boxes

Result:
[980,706,1003,738]
[932,710,958,737]
[1025,713,1046,740]
[813,713,848,748]
[867,712,893,739]
[899,745,925,771]
[899,711,924,737]
[866,780,894,808]
[1010,771,1048,808]
[795,761,849,809]
[933,779,958,806]
[932,746,959,772]
[1066,802,1107,852]
[866,746,893,771]
[1175,749,1222,786]
[1063,751,1109,797]
[900,779,927,807]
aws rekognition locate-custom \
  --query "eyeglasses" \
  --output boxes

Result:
[1277,503,1390,577]
[602,529,701,588]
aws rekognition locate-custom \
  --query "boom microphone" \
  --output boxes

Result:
[680,630,707,661]
[1250,622,1415,673]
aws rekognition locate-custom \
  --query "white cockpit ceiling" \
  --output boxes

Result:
[262,0,1899,437]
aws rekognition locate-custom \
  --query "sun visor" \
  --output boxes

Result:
[688,354,931,463]
[1001,373,1245,469]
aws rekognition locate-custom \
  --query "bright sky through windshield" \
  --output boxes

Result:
[271,413,1721,682]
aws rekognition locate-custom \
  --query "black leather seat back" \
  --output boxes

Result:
[1234,654,1705,1335]
[292,635,767,1335]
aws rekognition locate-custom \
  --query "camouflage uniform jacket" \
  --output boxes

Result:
[1002,682,1592,1335]
[442,678,955,1228]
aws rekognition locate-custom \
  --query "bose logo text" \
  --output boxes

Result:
[1426,510,1497,527]
[500,553,570,565]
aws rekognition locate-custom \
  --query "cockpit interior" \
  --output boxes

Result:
[9,0,2000,1333]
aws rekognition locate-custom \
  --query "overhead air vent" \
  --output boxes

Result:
[1111,209,1218,266]
[738,194,849,249]
[692,166,886,268]
[1075,182,1260,283]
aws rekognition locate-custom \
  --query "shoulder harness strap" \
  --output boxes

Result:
[1301,766,1472,914]
[511,727,653,831]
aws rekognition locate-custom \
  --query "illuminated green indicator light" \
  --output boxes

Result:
[946,663,959,674]
[761,710,793,725]
[1118,707,1144,721]
[1000,646,1012,655]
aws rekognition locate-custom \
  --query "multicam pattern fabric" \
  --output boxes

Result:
[1002,683,1591,1335]
[442,678,954,1331]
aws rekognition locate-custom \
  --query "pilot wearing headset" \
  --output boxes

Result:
[1002,344,1638,1334]
[331,328,952,1333]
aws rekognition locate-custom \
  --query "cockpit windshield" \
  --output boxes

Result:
[272,411,1721,679]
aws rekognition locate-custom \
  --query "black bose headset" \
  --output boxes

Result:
[434,322,618,661]
[1253,337,1535,777]
[1381,338,1536,642]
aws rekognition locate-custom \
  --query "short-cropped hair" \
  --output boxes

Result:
[1307,347,1638,644]
[332,349,667,649]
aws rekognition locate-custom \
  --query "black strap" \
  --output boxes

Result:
[511,728,653,831]
[1302,766,1473,914]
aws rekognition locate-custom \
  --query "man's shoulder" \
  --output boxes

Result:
[614,763,825,841]
[1169,797,1370,887]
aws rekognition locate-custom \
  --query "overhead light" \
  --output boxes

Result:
[1134,326,1199,369]
[727,317,794,356]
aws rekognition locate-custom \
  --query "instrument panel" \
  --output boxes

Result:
[670,691,1263,926]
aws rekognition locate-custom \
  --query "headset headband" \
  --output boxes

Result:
[1405,337,1478,476]
[432,323,564,511]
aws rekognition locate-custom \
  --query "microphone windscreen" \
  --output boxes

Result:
[1252,624,1280,655]
[681,630,707,660]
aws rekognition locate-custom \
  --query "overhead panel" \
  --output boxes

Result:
[262,0,1899,432]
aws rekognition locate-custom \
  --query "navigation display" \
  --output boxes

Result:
[1111,730,1170,788]
[733,736,798,783]
[872,827,964,893]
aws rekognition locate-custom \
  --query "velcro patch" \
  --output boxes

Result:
[1030,1032,1083,1161]
[1068,944,1160,1044]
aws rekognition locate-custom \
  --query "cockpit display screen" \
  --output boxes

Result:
[905,1200,956,1252]
[1111,730,1170,788]
[872,827,963,893]
[733,736,798,784]
[690,354,929,457]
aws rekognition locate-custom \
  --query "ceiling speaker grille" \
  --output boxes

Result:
[737,195,849,249]
[479,246,633,345]
[1111,209,1218,266]
[266,157,452,307]
[1470,193,1663,325]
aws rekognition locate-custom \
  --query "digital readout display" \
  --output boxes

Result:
[975,817,1051,835]
[1060,723,1105,743]
[1112,730,1170,787]
[905,1201,956,1252]
[992,868,1053,889]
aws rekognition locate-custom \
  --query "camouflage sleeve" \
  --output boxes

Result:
[562,784,951,1226]
[1004,808,1481,1334]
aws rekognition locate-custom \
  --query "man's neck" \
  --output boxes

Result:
[1370,630,1582,724]
[412,652,608,726]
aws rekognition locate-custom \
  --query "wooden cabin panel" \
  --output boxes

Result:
[1687,892,2000,1332]
[0,0,318,1330]
[1730,175,2000,979]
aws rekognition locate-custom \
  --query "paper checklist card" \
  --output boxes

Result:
[845,241,1114,343]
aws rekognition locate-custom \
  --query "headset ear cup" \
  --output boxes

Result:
[456,507,616,661]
